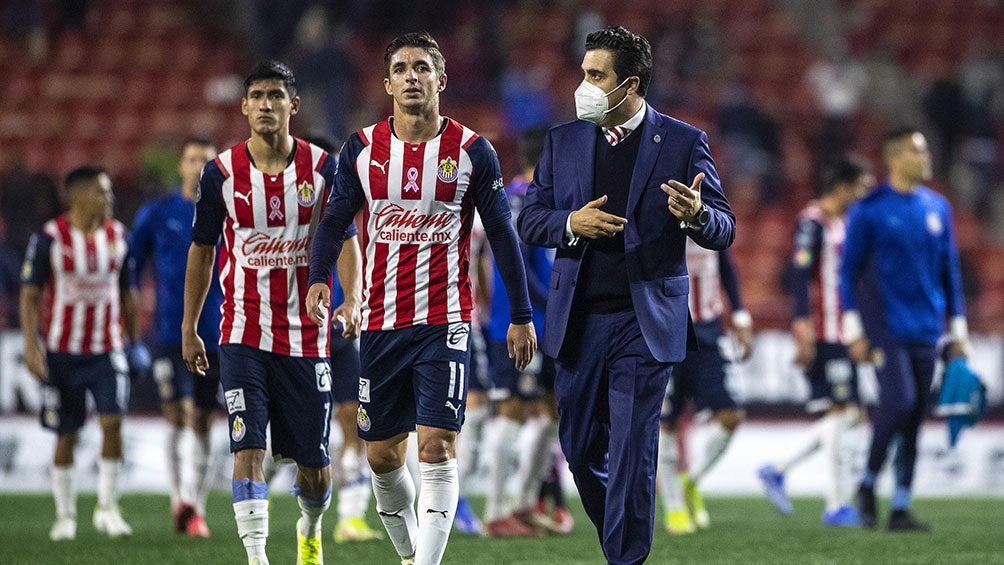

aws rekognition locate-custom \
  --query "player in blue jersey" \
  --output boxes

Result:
[128,137,221,537]
[840,128,970,532]
[482,128,567,537]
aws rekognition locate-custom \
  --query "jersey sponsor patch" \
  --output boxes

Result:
[358,377,371,403]
[225,388,246,414]
[315,361,332,392]
[447,322,470,351]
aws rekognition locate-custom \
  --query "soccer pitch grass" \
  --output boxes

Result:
[1,494,1002,564]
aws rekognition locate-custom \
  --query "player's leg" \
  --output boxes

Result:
[511,358,561,532]
[658,369,694,535]
[454,327,488,534]
[92,352,132,537]
[153,350,194,531]
[359,330,421,562]
[221,345,272,565]
[185,350,220,536]
[887,344,937,531]
[41,353,84,541]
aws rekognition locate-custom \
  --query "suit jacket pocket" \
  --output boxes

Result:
[550,270,561,290]
[662,275,689,297]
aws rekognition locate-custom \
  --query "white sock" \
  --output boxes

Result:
[776,416,827,474]
[234,499,269,565]
[297,488,331,538]
[512,417,557,511]
[97,458,121,510]
[416,460,459,565]
[167,425,184,508]
[191,432,211,515]
[820,413,843,511]
[691,421,734,484]
[456,404,488,493]
[372,465,418,559]
[485,417,521,521]
[338,446,369,521]
[658,430,686,512]
[52,465,76,519]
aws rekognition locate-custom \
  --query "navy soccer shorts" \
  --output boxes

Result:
[467,325,490,394]
[330,335,361,405]
[487,341,554,401]
[804,341,859,413]
[41,351,129,434]
[152,346,221,411]
[219,344,332,468]
[661,320,739,423]
[357,322,472,441]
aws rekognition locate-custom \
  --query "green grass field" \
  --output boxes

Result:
[1,493,1002,564]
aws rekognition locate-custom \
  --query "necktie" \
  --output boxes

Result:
[605,126,631,146]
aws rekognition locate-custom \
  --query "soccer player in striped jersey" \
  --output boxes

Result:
[20,166,146,541]
[757,157,872,526]
[306,32,536,565]
[657,241,752,535]
[841,129,969,532]
[182,60,360,565]
[128,137,222,537]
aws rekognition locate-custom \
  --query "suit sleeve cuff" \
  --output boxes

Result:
[564,212,580,246]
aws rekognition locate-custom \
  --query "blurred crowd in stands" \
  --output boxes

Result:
[0,0,1002,332]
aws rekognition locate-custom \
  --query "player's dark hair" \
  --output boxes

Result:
[384,32,446,77]
[585,26,653,97]
[182,136,215,153]
[302,135,338,154]
[243,60,297,98]
[64,165,106,191]
[881,126,922,159]
[518,128,548,172]
[821,156,870,194]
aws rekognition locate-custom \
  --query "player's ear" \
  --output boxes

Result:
[289,95,300,116]
[438,73,447,92]
[384,77,393,96]
[241,97,249,117]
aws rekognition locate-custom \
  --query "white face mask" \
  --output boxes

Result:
[574,77,631,124]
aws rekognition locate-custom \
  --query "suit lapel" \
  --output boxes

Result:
[577,123,598,206]
[626,106,666,216]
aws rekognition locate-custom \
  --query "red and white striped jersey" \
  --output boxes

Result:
[193,139,344,357]
[792,202,846,342]
[686,240,724,323]
[22,216,128,354]
[343,117,507,331]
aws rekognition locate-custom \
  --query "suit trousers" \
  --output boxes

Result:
[554,311,674,565]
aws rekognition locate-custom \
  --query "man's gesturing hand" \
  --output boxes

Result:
[661,172,704,222]
[570,195,628,239]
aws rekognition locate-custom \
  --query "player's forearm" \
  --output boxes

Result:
[335,235,362,306]
[308,208,350,287]
[484,219,532,324]
[19,286,42,352]
[182,243,216,335]
[120,287,141,342]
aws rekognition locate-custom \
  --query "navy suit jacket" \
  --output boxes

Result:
[517,105,735,363]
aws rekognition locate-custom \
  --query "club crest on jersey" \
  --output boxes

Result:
[926,212,943,235]
[437,157,459,183]
[296,181,318,207]
[232,415,246,442]
[357,406,371,432]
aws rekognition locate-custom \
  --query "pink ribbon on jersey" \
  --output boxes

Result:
[404,167,420,193]
[269,195,283,220]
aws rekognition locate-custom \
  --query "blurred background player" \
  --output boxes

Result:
[658,242,752,535]
[306,32,536,565]
[183,60,360,565]
[840,128,970,532]
[757,157,873,526]
[20,165,148,541]
[301,135,382,545]
[482,127,566,537]
[128,137,221,537]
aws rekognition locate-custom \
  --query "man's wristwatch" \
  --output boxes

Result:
[680,204,710,230]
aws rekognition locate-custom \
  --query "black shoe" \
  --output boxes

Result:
[888,510,931,532]
[856,485,877,529]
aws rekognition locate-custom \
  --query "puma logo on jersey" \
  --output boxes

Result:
[233,189,251,204]
[370,159,390,174]
[445,400,461,420]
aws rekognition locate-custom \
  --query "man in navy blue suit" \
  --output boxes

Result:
[517,26,735,564]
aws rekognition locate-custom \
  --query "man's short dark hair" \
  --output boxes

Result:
[302,135,338,154]
[64,165,106,191]
[585,26,653,97]
[821,157,870,194]
[243,60,297,98]
[518,128,548,172]
[182,136,215,153]
[882,126,922,159]
[384,32,446,77]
